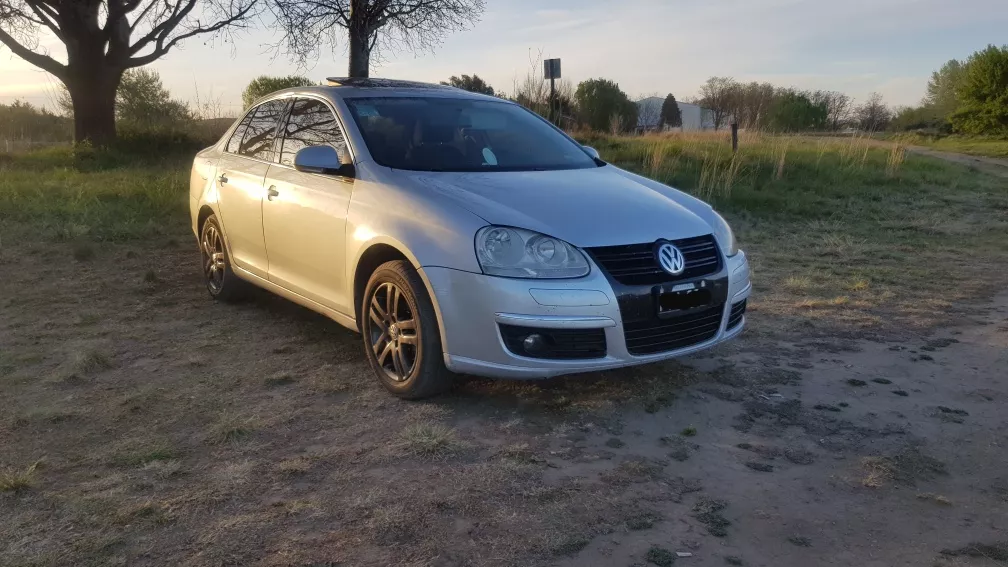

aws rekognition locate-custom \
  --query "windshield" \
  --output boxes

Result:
[344,97,598,172]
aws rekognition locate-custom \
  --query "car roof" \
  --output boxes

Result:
[260,78,504,104]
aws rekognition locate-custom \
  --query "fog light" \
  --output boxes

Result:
[522,333,546,355]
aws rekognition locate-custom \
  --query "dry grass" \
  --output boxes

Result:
[398,422,464,458]
[209,412,262,445]
[886,143,906,177]
[860,447,947,488]
[72,347,113,374]
[1,460,41,492]
[916,492,952,506]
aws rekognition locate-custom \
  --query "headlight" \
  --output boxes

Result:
[475,226,589,278]
[711,212,738,257]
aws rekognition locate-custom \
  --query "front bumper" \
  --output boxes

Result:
[422,250,751,379]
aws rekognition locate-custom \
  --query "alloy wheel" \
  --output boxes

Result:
[201,223,226,294]
[368,282,419,382]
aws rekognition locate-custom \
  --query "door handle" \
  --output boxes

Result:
[218,173,228,185]
[267,186,279,201]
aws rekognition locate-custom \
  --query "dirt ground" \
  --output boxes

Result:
[2,231,1008,567]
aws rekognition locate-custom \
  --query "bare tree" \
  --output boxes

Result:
[0,0,257,144]
[270,0,484,78]
[635,94,663,132]
[510,48,575,126]
[698,76,737,130]
[854,92,891,132]
[730,82,775,130]
[812,90,853,130]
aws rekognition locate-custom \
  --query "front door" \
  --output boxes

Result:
[215,99,287,278]
[262,97,354,312]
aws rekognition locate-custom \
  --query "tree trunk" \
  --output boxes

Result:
[348,26,370,78]
[63,31,123,146]
[67,78,118,146]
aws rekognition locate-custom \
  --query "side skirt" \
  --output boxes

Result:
[232,264,360,333]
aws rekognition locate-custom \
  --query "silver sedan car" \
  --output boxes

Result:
[189,78,751,398]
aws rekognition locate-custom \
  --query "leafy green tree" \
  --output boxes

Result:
[116,68,192,128]
[660,94,682,128]
[766,90,828,132]
[949,44,1008,136]
[242,75,315,109]
[441,74,495,96]
[574,78,638,133]
[925,59,965,118]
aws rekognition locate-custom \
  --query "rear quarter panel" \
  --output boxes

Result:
[189,147,222,236]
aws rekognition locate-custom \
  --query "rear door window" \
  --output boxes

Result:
[279,98,348,167]
[225,110,256,154]
[237,99,287,161]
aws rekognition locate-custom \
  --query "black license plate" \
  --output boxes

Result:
[657,282,712,313]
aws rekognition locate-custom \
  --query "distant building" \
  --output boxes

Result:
[636,97,715,132]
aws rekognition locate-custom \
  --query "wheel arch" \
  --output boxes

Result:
[351,241,448,351]
[196,204,238,264]
[197,205,216,235]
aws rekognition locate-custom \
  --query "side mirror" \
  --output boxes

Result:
[294,145,355,178]
[583,145,601,160]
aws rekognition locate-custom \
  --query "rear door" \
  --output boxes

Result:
[215,99,287,278]
[262,96,354,312]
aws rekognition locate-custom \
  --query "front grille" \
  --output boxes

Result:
[623,303,725,355]
[498,324,607,360]
[587,235,721,286]
[727,299,747,329]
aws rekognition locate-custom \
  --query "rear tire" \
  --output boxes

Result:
[199,214,245,302]
[361,260,452,399]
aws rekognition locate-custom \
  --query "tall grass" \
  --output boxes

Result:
[577,130,929,217]
[0,145,191,242]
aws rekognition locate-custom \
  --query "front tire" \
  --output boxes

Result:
[199,214,245,302]
[362,260,452,399]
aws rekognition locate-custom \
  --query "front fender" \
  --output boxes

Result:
[345,163,487,274]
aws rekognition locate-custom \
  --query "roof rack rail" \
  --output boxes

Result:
[325,77,454,89]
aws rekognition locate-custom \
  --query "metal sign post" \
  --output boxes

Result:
[544,58,561,123]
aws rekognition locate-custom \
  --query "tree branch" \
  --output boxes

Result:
[26,1,62,40]
[0,26,66,77]
[127,0,257,67]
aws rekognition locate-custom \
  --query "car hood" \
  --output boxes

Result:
[399,166,714,247]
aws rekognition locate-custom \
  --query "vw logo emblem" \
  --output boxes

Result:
[656,243,686,275]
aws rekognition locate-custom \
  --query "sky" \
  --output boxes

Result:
[2,0,1007,115]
